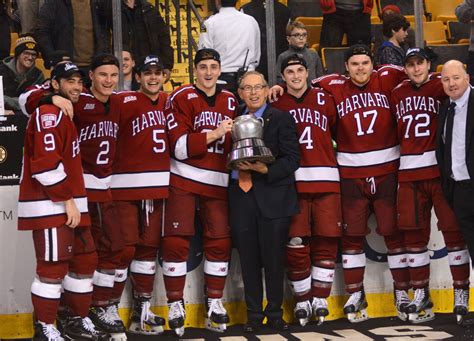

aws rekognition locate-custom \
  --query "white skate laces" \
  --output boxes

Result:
[346,291,362,306]
[169,300,186,320]
[207,298,227,318]
[455,288,469,307]
[140,300,155,329]
[106,304,122,322]
[82,317,99,334]
[40,322,64,340]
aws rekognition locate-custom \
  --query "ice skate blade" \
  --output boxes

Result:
[298,317,309,327]
[108,332,127,341]
[397,311,408,322]
[408,309,435,324]
[173,326,185,337]
[128,321,164,335]
[347,309,369,323]
[205,318,227,333]
[316,316,325,325]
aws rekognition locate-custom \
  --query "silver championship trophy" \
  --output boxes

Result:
[227,114,275,169]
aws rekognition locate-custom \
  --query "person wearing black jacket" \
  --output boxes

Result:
[105,0,174,81]
[241,0,291,81]
[33,0,110,69]
[229,70,300,333]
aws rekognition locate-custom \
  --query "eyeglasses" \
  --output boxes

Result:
[289,33,307,39]
[240,84,267,93]
[22,51,38,58]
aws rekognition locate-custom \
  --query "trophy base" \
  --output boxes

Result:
[227,146,275,170]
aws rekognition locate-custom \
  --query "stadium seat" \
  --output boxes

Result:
[321,47,349,74]
[10,32,18,56]
[305,24,322,49]
[428,44,469,72]
[295,16,323,26]
[447,21,470,44]
[424,0,458,23]
[35,58,51,79]
[371,3,380,24]
[421,21,449,45]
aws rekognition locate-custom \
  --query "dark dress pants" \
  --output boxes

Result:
[452,181,474,263]
[229,181,290,323]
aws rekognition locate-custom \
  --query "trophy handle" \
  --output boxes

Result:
[257,116,265,127]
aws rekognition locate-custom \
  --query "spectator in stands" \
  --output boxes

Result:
[380,5,415,49]
[16,0,43,34]
[0,35,44,114]
[198,0,260,95]
[319,0,372,48]
[456,0,474,85]
[122,48,136,91]
[241,0,291,82]
[104,0,174,82]
[276,21,324,85]
[33,0,110,70]
[375,13,410,66]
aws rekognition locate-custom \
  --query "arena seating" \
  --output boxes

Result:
[447,21,470,44]
[428,43,469,71]
[321,47,349,74]
[424,0,459,23]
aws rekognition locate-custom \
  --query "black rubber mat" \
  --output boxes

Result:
[126,313,474,340]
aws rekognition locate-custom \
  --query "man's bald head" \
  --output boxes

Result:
[441,59,470,101]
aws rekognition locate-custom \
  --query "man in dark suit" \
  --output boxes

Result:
[437,59,474,265]
[229,70,300,333]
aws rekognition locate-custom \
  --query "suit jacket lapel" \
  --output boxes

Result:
[262,104,272,134]
[437,100,449,145]
[466,90,474,154]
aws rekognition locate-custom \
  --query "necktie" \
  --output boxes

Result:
[238,170,253,192]
[445,101,456,175]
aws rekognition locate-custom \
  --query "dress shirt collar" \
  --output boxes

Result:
[218,6,238,14]
[451,86,471,109]
[245,103,268,118]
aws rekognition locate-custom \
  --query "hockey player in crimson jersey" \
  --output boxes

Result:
[271,54,342,326]
[270,44,410,322]
[162,48,236,336]
[391,48,470,324]
[18,62,106,341]
[110,55,170,335]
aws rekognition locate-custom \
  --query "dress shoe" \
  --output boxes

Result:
[243,320,262,333]
[267,317,289,331]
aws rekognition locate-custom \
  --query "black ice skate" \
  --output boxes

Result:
[168,299,186,336]
[406,287,435,323]
[394,289,410,321]
[205,297,230,332]
[62,316,107,341]
[294,300,312,327]
[88,306,127,340]
[128,298,165,335]
[33,321,64,341]
[454,288,469,325]
[343,290,369,323]
[312,297,329,325]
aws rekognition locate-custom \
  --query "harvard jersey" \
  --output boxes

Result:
[111,91,170,200]
[19,81,52,117]
[165,85,237,199]
[272,88,340,193]
[391,74,446,182]
[313,65,406,179]
[18,104,90,230]
[74,93,120,202]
